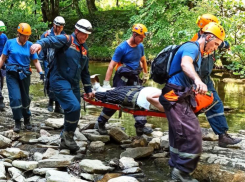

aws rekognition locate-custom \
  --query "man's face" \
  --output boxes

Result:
[75,29,89,44]
[53,24,64,35]
[205,35,222,54]
[134,33,145,45]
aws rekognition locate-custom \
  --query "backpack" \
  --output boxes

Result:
[150,41,200,84]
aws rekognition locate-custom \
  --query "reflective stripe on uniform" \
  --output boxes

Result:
[170,146,201,159]
[84,84,91,87]
[11,105,22,109]
[101,112,111,120]
[65,119,79,124]
[121,76,128,82]
[134,116,147,120]
[22,105,30,109]
[207,112,225,119]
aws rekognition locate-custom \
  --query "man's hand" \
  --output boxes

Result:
[103,80,111,88]
[194,78,207,95]
[86,92,94,99]
[39,72,45,82]
[30,44,42,54]
[142,72,149,84]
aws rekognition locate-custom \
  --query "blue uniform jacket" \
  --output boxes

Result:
[38,27,65,62]
[36,33,92,93]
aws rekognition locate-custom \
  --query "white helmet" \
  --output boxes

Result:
[53,16,65,26]
[0,21,6,32]
[75,19,92,34]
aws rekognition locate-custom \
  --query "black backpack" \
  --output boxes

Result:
[150,41,200,84]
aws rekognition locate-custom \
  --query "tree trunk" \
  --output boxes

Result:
[116,0,119,7]
[73,0,83,18]
[86,0,97,14]
[41,0,59,25]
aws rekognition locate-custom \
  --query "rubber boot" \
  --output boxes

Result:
[24,117,32,130]
[0,98,5,111]
[60,131,79,152]
[218,132,242,147]
[13,120,21,133]
[54,101,64,114]
[94,121,108,135]
[47,99,54,112]
[171,168,199,182]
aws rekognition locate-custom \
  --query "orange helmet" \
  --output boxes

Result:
[17,23,31,35]
[202,22,225,41]
[196,14,219,28]
[132,24,148,37]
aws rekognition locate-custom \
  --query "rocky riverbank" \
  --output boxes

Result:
[0,72,245,182]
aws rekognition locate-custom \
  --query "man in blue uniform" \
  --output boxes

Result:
[39,16,65,114]
[0,21,8,111]
[96,24,151,136]
[159,23,225,182]
[30,19,94,152]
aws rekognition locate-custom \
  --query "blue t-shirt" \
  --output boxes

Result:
[168,42,201,87]
[3,38,38,67]
[112,41,144,70]
[0,33,8,56]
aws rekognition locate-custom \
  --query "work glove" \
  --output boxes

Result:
[102,80,111,89]
[40,72,45,82]
[142,72,149,84]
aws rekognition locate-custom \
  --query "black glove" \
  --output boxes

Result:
[40,72,45,81]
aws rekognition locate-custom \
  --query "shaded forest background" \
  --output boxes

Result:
[0,0,245,76]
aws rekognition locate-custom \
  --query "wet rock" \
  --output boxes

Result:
[11,141,22,147]
[80,173,94,181]
[82,129,100,135]
[59,149,70,155]
[50,154,75,161]
[45,170,86,182]
[154,158,169,169]
[0,135,11,149]
[36,144,59,149]
[151,131,163,138]
[89,141,105,153]
[33,152,43,161]
[122,167,141,174]
[0,148,29,159]
[12,160,38,171]
[8,167,25,182]
[202,128,218,141]
[37,135,60,145]
[75,128,87,141]
[148,138,160,150]
[0,161,6,179]
[119,157,139,169]
[0,130,20,140]
[42,148,59,159]
[40,129,51,137]
[45,118,63,128]
[98,173,121,182]
[3,162,12,167]
[26,175,41,182]
[38,158,71,168]
[160,135,169,149]
[84,133,110,143]
[79,159,114,174]
[130,137,147,148]
[109,127,129,143]
[108,176,139,182]
[120,147,154,159]
[152,152,168,158]
[109,158,119,167]
[33,168,59,175]
[78,121,95,131]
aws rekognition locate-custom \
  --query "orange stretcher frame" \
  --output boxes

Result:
[83,96,167,118]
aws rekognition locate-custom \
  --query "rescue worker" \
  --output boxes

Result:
[0,23,44,133]
[96,24,151,136]
[38,16,65,114]
[192,14,241,147]
[0,21,7,111]
[30,19,94,152]
[159,22,225,182]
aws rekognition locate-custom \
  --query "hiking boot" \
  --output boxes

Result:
[218,132,242,148]
[171,168,199,182]
[0,99,5,111]
[47,99,54,112]
[94,121,108,135]
[54,101,64,114]
[13,120,21,133]
[135,126,153,136]
[24,117,32,130]
[60,131,79,152]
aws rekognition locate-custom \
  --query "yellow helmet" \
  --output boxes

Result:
[17,23,31,35]
[132,24,148,37]
[196,14,219,28]
[202,22,225,41]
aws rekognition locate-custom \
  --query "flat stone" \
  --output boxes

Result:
[148,138,160,150]
[59,149,70,155]
[33,168,59,175]
[89,141,105,153]
[45,118,64,128]
[120,147,154,159]
[8,167,25,182]
[108,176,139,182]
[80,173,94,181]
[26,175,41,182]
[151,131,164,138]
[42,148,59,159]
[0,161,6,179]
[0,135,11,149]
[33,152,43,161]
[108,127,129,143]
[152,152,168,158]
[84,133,110,143]
[38,158,71,168]
[122,167,141,174]
[75,128,87,141]
[119,157,138,169]
[0,148,29,159]
[45,170,87,182]
[12,160,38,171]
[79,159,114,174]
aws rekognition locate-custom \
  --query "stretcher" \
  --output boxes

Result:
[83,96,167,118]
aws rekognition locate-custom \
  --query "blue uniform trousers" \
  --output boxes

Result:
[98,71,147,128]
[0,70,5,102]
[6,71,31,120]
[53,87,81,132]
[205,77,228,135]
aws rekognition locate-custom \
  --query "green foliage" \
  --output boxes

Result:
[225,61,245,78]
